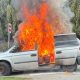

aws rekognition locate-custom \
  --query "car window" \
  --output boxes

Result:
[10,45,37,53]
[54,34,77,41]
[10,47,20,53]
[54,34,79,48]
[55,40,79,47]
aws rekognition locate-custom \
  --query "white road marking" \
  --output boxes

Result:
[29,72,57,76]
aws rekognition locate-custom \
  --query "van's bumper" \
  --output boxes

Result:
[56,57,76,65]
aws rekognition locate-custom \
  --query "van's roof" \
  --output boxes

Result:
[54,33,76,36]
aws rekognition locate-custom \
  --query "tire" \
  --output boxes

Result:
[0,62,11,76]
[60,62,77,72]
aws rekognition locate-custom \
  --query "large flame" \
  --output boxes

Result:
[15,0,65,65]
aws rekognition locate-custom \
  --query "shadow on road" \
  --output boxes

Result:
[10,66,80,76]
[11,68,63,76]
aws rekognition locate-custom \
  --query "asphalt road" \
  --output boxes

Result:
[11,66,80,80]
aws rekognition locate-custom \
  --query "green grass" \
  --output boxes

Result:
[0,77,31,80]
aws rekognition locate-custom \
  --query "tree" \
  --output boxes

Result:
[0,0,17,41]
[69,0,80,38]
[7,0,17,34]
[0,0,9,41]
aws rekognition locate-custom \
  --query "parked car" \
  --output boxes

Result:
[0,33,80,76]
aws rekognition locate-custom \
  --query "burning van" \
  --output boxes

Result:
[0,0,79,76]
[0,33,79,76]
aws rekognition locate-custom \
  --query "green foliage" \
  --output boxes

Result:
[69,0,80,38]
[0,0,17,41]
[0,77,27,80]
[7,2,17,33]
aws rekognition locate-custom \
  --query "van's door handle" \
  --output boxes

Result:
[31,54,36,57]
[56,51,62,54]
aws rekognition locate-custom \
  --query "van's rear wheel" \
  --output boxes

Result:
[0,62,11,76]
[61,62,77,72]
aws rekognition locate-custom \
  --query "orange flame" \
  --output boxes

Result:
[15,1,64,65]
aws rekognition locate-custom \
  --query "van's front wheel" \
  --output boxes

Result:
[60,62,77,72]
[0,62,11,76]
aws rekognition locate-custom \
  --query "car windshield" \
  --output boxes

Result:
[54,33,79,48]
[9,46,20,53]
